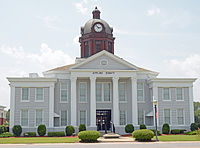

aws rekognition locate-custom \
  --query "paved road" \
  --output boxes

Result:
[1,142,200,148]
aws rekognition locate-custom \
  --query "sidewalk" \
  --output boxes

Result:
[98,137,134,142]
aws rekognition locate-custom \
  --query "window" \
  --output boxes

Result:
[95,40,102,52]
[84,41,89,57]
[137,83,144,101]
[108,41,112,52]
[177,109,184,125]
[104,83,111,101]
[80,110,86,125]
[164,109,170,124]
[176,88,183,100]
[36,88,44,101]
[120,111,126,125]
[60,83,68,102]
[80,82,87,102]
[96,83,102,102]
[36,109,43,126]
[119,82,126,101]
[61,110,67,126]
[21,109,28,126]
[163,88,170,100]
[22,88,29,101]
[138,110,144,125]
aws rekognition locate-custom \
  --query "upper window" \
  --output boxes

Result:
[96,83,102,102]
[104,83,111,101]
[96,82,111,102]
[61,110,67,126]
[22,88,29,101]
[138,110,144,125]
[60,83,68,102]
[36,88,44,101]
[137,83,144,101]
[177,108,184,125]
[36,109,43,126]
[164,109,170,124]
[119,111,126,125]
[21,109,28,127]
[95,40,102,53]
[84,41,89,57]
[80,82,87,102]
[108,41,112,52]
[176,88,183,101]
[80,110,86,125]
[119,82,126,101]
[163,88,170,100]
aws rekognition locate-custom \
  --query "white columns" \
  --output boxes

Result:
[9,84,15,129]
[152,83,158,126]
[90,77,96,127]
[71,76,77,126]
[131,77,138,125]
[113,77,119,126]
[189,86,194,123]
[49,84,55,127]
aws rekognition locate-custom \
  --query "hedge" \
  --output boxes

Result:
[23,132,36,137]
[78,131,100,142]
[48,131,65,137]
[139,124,146,129]
[79,124,86,132]
[162,123,170,134]
[0,125,7,134]
[132,129,154,141]
[12,125,22,137]
[171,129,186,134]
[150,129,161,136]
[66,126,75,136]
[37,124,46,136]
[190,123,198,131]
[0,132,13,138]
[185,130,198,135]
[125,124,134,133]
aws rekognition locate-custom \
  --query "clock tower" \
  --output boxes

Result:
[79,7,115,58]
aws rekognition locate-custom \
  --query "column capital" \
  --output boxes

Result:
[131,77,137,81]
[70,76,77,82]
[112,76,119,81]
[90,76,96,81]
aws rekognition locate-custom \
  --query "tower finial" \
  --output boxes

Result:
[92,6,100,19]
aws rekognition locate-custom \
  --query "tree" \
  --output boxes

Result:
[194,102,200,123]
[6,109,10,123]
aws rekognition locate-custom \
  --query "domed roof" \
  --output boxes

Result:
[83,19,113,34]
[81,7,113,35]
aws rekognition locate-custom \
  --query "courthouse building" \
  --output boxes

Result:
[7,7,196,134]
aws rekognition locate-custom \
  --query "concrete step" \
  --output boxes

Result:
[103,132,121,138]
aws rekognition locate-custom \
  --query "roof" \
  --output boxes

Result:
[46,64,76,72]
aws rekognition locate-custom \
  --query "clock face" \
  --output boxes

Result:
[94,23,103,32]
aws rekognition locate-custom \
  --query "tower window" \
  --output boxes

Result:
[108,42,112,52]
[95,40,102,53]
[84,41,89,57]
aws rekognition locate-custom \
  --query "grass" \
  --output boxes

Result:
[0,137,79,144]
[153,135,200,141]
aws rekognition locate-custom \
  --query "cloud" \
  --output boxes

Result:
[73,35,80,45]
[74,0,88,15]
[146,7,160,16]
[0,43,74,70]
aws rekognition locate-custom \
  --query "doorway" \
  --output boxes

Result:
[96,110,111,131]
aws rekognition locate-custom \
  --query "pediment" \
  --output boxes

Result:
[70,50,138,71]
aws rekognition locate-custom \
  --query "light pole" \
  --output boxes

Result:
[153,99,159,141]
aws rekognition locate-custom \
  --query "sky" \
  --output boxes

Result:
[0,0,200,109]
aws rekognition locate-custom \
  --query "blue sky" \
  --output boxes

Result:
[0,0,200,108]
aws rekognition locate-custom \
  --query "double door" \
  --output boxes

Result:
[96,110,111,131]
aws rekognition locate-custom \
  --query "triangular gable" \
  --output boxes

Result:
[70,50,139,70]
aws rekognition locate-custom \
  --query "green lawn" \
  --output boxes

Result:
[153,135,200,141]
[0,137,79,144]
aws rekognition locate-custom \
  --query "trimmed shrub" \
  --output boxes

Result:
[150,129,161,136]
[37,124,46,136]
[125,124,134,133]
[185,130,197,135]
[78,131,100,142]
[132,129,154,141]
[139,124,146,129]
[12,125,22,137]
[23,132,36,137]
[171,129,186,134]
[162,123,170,134]
[0,132,14,138]
[79,124,86,132]
[48,131,65,137]
[190,123,198,131]
[66,125,74,136]
[0,125,7,134]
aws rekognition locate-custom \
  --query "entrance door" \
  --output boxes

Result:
[96,110,111,131]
